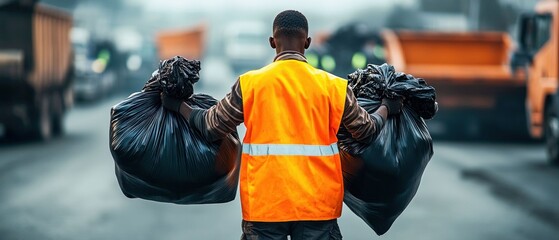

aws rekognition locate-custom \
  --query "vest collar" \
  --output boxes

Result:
[274,51,307,63]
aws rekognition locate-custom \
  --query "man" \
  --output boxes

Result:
[161,10,403,240]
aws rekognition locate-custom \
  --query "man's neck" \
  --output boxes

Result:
[276,48,304,54]
[274,51,307,62]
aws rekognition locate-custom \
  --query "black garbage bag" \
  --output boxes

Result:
[110,56,241,204]
[338,63,436,235]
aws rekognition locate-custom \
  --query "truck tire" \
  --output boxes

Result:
[52,92,65,136]
[52,111,64,136]
[544,102,559,165]
[5,124,27,141]
[32,96,53,141]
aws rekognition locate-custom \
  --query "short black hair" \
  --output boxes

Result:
[272,10,308,38]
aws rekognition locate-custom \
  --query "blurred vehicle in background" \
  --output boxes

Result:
[224,21,274,74]
[511,0,559,164]
[382,30,527,139]
[156,23,206,62]
[112,29,157,92]
[0,0,73,141]
[307,23,386,78]
[71,28,116,102]
[310,23,533,140]
[116,44,157,92]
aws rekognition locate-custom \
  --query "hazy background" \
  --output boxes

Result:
[1,0,558,239]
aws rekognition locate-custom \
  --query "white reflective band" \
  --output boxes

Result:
[242,143,339,156]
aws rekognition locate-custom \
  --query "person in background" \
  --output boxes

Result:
[161,10,403,240]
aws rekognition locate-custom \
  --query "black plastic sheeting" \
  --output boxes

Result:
[338,64,436,235]
[109,56,241,204]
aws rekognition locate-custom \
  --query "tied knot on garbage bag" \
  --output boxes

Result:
[338,63,436,236]
[156,56,200,100]
[110,56,241,205]
[347,63,393,100]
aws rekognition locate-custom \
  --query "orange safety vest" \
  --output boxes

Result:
[239,59,347,222]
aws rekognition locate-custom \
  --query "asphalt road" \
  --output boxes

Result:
[1,59,559,240]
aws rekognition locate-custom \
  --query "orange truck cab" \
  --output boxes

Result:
[512,0,559,164]
[382,30,527,138]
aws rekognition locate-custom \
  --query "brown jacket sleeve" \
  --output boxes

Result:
[188,79,244,141]
[340,86,385,144]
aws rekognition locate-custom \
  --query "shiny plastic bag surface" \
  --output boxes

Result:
[109,56,241,204]
[338,64,435,235]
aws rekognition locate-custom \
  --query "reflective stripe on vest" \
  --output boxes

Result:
[242,143,339,156]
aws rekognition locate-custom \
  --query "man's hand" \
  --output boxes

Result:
[160,93,183,113]
[381,96,404,116]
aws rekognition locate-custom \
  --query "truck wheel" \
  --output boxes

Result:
[52,92,65,136]
[5,125,27,141]
[32,97,53,141]
[52,112,64,136]
[544,104,559,165]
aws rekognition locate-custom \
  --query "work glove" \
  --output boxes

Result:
[381,96,404,116]
[160,93,183,113]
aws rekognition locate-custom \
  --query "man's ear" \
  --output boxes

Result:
[304,37,312,49]
[269,37,276,49]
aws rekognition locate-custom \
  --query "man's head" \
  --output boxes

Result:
[270,10,311,54]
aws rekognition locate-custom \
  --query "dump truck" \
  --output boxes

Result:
[381,30,527,138]
[156,24,206,61]
[307,27,525,138]
[512,0,559,164]
[0,1,73,141]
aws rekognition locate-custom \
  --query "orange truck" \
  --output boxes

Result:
[382,30,528,139]
[512,0,559,164]
[156,24,206,61]
[0,1,73,140]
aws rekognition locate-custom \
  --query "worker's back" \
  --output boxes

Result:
[238,59,348,221]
